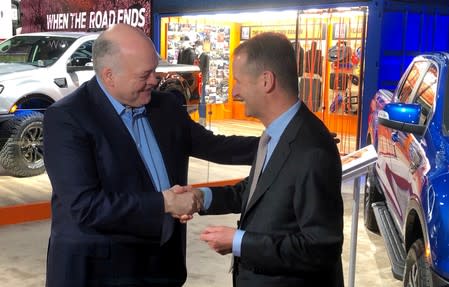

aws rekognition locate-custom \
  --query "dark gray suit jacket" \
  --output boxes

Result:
[205,104,344,287]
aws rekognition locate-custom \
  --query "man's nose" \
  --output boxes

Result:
[147,73,158,85]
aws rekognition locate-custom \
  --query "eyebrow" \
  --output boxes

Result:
[139,68,154,77]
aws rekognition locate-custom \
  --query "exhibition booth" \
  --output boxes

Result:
[157,8,367,154]
[1,1,449,286]
[152,0,449,150]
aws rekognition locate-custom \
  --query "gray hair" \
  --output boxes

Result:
[92,34,121,75]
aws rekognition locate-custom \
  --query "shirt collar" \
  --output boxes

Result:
[96,76,146,116]
[266,100,300,140]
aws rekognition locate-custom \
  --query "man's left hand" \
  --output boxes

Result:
[200,226,235,255]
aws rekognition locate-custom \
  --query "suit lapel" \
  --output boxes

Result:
[86,78,153,184]
[242,105,307,218]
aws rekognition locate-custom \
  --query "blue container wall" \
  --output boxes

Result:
[359,1,449,147]
[379,9,449,90]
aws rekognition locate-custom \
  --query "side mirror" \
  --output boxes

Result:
[378,103,426,134]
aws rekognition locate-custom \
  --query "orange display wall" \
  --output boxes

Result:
[160,17,241,120]
[159,9,367,154]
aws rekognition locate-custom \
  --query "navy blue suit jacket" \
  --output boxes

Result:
[43,77,257,287]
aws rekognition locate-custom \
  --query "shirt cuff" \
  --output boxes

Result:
[199,187,212,210]
[232,229,245,257]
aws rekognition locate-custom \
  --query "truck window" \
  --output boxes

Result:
[68,40,94,67]
[397,61,428,104]
[414,64,437,126]
[0,37,31,63]
[30,38,74,66]
[0,36,75,66]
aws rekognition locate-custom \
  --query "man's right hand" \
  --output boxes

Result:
[175,188,205,223]
[162,185,203,217]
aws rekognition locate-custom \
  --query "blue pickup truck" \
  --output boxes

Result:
[364,52,449,286]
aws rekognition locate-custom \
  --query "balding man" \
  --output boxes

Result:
[43,24,257,287]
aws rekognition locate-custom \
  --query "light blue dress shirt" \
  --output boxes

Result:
[201,100,301,257]
[97,77,170,192]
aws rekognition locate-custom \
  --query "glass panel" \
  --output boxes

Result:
[397,61,428,104]
[414,63,437,125]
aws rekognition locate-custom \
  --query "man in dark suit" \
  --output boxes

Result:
[43,24,257,287]
[198,32,344,287]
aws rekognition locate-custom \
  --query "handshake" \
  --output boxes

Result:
[162,185,203,222]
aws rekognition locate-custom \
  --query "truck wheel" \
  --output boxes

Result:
[404,239,432,287]
[364,166,383,233]
[0,122,9,149]
[0,112,45,177]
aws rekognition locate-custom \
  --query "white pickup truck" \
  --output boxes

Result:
[0,32,201,177]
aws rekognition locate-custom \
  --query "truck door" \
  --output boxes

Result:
[66,40,95,88]
[394,63,436,225]
[385,60,431,227]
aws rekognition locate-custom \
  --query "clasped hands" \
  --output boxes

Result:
[162,185,203,221]
[162,185,235,255]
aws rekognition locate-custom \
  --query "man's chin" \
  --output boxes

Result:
[140,92,152,105]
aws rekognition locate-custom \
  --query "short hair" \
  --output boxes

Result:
[92,33,121,75]
[234,32,298,96]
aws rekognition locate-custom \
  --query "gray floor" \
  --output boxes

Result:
[0,165,402,287]
[0,120,402,287]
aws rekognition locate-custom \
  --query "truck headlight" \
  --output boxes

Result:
[0,84,4,94]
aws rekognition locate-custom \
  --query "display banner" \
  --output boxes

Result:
[249,25,297,39]
[20,0,152,35]
[247,23,326,40]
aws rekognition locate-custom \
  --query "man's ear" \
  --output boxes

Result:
[262,70,275,93]
[101,67,114,88]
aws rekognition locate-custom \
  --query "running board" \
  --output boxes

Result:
[372,202,406,280]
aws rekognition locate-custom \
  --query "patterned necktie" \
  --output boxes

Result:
[230,131,270,273]
[246,131,270,208]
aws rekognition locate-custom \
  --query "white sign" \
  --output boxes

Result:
[341,145,378,181]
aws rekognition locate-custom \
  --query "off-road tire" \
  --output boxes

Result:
[0,111,45,177]
[404,239,432,287]
[0,121,9,149]
[364,166,383,233]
